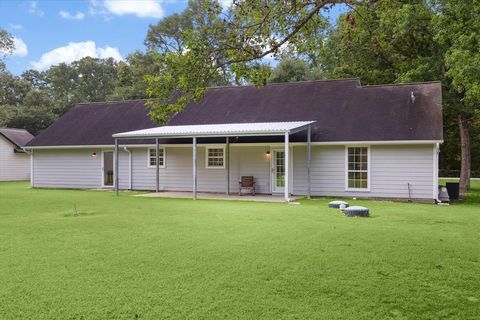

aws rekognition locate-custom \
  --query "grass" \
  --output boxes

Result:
[0,181,479,319]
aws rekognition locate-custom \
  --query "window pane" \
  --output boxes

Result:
[149,148,165,167]
[347,147,368,189]
[207,148,224,167]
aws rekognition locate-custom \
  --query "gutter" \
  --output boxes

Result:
[123,147,132,190]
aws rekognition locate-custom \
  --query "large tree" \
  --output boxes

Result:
[144,0,335,123]
[433,0,480,195]
[108,51,161,101]
[1,57,119,134]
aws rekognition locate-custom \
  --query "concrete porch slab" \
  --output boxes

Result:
[135,191,300,203]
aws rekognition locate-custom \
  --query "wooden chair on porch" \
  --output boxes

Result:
[239,176,256,196]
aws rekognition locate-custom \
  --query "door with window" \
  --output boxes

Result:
[102,151,114,187]
[271,149,285,193]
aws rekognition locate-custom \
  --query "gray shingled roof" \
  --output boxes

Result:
[27,79,443,147]
[0,128,34,149]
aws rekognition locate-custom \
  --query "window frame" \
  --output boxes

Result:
[147,147,166,168]
[345,145,371,192]
[205,146,226,169]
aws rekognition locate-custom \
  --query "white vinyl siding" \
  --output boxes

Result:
[31,143,436,200]
[0,136,30,181]
[293,144,435,199]
[33,149,103,188]
[129,145,270,193]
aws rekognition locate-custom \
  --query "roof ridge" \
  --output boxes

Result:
[208,78,361,90]
[360,80,441,88]
[76,99,148,106]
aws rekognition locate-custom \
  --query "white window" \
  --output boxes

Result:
[148,147,165,168]
[346,146,369,190]
[206,147,225,168]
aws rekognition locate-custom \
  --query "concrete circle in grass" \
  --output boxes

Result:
[328,200,349,208]
[344,206,369,217]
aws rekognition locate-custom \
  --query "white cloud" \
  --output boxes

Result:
[59,10,85,20]
[91,0,165,19]
[9,24,23,30]
[30,41,123,70]
[12,37,28,57]
[28,1,44,16]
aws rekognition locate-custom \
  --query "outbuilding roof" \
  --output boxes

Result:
[27,79,443,147]
[0,128,34,149]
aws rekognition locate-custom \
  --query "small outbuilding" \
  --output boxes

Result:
[0,128,34,181]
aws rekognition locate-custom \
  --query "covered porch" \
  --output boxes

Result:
[112,121,315,202]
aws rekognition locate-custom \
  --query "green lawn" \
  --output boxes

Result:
[0,182,479,319]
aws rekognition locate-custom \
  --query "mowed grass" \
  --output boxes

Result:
[0,182,479,319]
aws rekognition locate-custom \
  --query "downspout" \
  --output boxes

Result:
[123,147,132,190]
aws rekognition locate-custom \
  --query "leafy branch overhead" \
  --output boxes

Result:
[145,0,340,124]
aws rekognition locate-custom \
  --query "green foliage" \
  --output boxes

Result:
[0,29,14,60]
[323,1,441,84]
[269,57,321,83]
[108,51,163,101]
[145,0,332,123]
[434,0,480,111]
[0,57,119,134]
[319,0,480,177]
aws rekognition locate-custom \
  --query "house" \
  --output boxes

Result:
[0,128,34,181]
[25,79,443,202]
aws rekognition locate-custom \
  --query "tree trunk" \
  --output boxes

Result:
[458,112,471,198]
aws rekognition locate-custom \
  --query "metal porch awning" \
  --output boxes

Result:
[112,121,315,139]
[112,121,315,202]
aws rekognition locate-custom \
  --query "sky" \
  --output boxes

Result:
[0,0,346,75]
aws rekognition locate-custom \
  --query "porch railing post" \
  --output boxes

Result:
[155,138,159,192]
[193,137,197,200]
[307,125,311,199]
[284,131,289,202]
[226,137,230,195]
[115,138,119,196]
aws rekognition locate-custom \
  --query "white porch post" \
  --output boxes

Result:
[155,138,160,192]
[284,131,289,202]
[115,138,119,196]
[307,125,311,199]
[192,137,197,200]
[226,137,230,195]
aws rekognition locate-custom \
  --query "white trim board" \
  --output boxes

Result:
[25,140,443,149]
[344,145,371,192]
[147,147,166,168]
[205,145,226,169]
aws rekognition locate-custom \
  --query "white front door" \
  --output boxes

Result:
[272,149,285,193]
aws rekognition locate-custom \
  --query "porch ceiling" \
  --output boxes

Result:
[112,121,315,139]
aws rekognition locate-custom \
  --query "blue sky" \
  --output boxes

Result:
[1,1,346,75]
